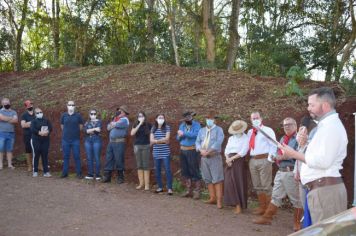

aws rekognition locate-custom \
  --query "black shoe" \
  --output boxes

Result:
[76,174,83,179]
[117,178,124,184]
[60,174,68,178]
[102,174,111,183]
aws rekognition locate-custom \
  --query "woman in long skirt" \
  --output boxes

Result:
[224,120,249,214]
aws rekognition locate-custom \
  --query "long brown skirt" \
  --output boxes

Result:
[223,157,247,208]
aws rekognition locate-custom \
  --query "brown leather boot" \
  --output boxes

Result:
[252,193,267,215]
[234,205,242,214]
[253,203,278,225]
[215,182,224,209]
[192,181,201,200]
[181,179,193,197]
[26,154,32,172]
[204,183,217,204]
[293,208,303,231]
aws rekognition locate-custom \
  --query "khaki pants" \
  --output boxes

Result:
[249,158,272,194]
[308,183,347,224]
[271,171,302,208]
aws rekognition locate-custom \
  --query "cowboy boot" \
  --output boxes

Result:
[252,193,267,215]
[253,202,278,225]
[192,181,201,200]
[26,154,32,172]
[136,170,144,190]
[144,170,150,190]
[215,182,224,209]
[181,179,193,197]
[293,208,303,231]
[204,183,217,204]
[102,171,112,183]
[117,170,124,184]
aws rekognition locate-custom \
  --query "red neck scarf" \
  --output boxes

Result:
[277,132,296,155]
[249,128,258,150]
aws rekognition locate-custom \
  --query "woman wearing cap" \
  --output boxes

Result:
[30,108,53,177]
[223,120,249,214]
[131,111,152,190]
[83,109,103,180]
[150,114,173,195]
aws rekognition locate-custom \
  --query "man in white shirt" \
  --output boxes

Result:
[280,87,348,224]
[248,112,277,215]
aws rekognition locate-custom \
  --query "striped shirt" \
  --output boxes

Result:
[152,125,171,159]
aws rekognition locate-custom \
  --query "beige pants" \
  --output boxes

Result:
[308,183,347,224]
[249,158,272,194]
[271,171,302,208]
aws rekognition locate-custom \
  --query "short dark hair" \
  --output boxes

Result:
[308,87,336,108]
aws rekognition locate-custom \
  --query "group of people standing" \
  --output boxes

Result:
[0,87,349,232]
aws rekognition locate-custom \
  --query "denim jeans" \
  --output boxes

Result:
[62,139,81,175]
[154,157,173,189]
[84,136,102,176]
[104,142,126,171]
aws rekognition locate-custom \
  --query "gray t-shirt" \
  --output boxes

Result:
[0,109,17,132]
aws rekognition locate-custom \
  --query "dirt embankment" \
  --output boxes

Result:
[2,63,356,204]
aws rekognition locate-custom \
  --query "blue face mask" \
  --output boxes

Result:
[206,119,214,127]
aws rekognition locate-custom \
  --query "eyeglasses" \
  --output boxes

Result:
[36,112,43,114]
[90,113,96,115]
[67,104,75,106]
[138,115,144,118]
[283,123,295,128]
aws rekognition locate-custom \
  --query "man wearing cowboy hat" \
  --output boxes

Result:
[247,111,277,215]
[196,113,224,209]
[253,117,303,231]
[177,111,202,199]
[103,105,130,184]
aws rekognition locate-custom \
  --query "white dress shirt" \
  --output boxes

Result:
[224,133,249,157]
[247,125,277,156]
[301,113,348,185]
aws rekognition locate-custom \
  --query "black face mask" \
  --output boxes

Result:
[27,107,33,112]
[116,111,121,116]
[185,120,192,125]
[4,104,11,109]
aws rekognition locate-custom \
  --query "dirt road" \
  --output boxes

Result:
[0,168,295,236]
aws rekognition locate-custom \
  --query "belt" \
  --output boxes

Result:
[305,177,343,192]
[181,145,196,151]
[110,138,125,143]
[279,166,294,172]
[252,154,268,159]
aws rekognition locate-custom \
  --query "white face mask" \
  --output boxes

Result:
[157,118,165,125]
[36,113,43,119]
[138,117,145,123]
[90,115,97,120]
[252,119,261,127]
[67,106,75,113]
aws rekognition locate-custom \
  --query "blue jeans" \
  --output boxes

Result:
[84,136,102,176]
[0,132,15,152]
[104,142,125,171]
[154,157,173,189]
[62,139,81,175]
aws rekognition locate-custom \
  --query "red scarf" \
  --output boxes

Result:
[249,128,258,150]
[113,115,121,122]
[277,132,296,156]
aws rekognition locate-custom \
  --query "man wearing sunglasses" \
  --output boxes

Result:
[60,101,84,178]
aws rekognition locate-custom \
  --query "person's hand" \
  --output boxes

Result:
[279,143,297,158]
[227,161,233,167]
[296,127,308,147]
[275,154,287,161]
[95,127,101,132]
[294,172,300,181]
[200,150,208,157]
[177,130,184,137]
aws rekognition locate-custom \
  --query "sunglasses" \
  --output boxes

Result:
[68,104,75,106]
[36,112,43,114]
[90,113,96,115]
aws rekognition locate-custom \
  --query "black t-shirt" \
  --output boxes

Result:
[134,122,152,145]
[21,111,36,136]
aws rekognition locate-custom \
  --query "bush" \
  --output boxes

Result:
[286,65,307,82]
[285,79,303,97]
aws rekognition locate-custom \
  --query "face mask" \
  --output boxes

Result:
[157,118,165,125]
[36,113,43,119]
[252,119,261,127]
[90,115,97,120]
[206,119,214,127]
[27,107,33,112]
[116,111,121,116]
[138,117,145,123]
[67,106,75,113]
[4,104,11,109]
[185,120,192,125]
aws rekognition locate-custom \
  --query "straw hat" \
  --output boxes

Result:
[228,120,247,135]
[118,105,129,115]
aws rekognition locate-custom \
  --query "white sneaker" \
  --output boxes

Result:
[43,172,52,177]
[33,172,38,177]
[85,175,94,180]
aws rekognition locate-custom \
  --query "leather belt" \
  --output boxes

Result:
[110,138,125,143]
[181,145,196,151]
[252,154,268,159]
[279,166,294,172]
[305,177,343,192]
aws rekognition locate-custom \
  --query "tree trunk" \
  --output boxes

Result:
[202,0,215,65]
[52,0,60,67]
[165,0,180,66]
[226,0,241,71]
[146,0,155,61]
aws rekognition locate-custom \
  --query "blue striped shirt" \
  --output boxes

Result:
[152,125,171,159]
